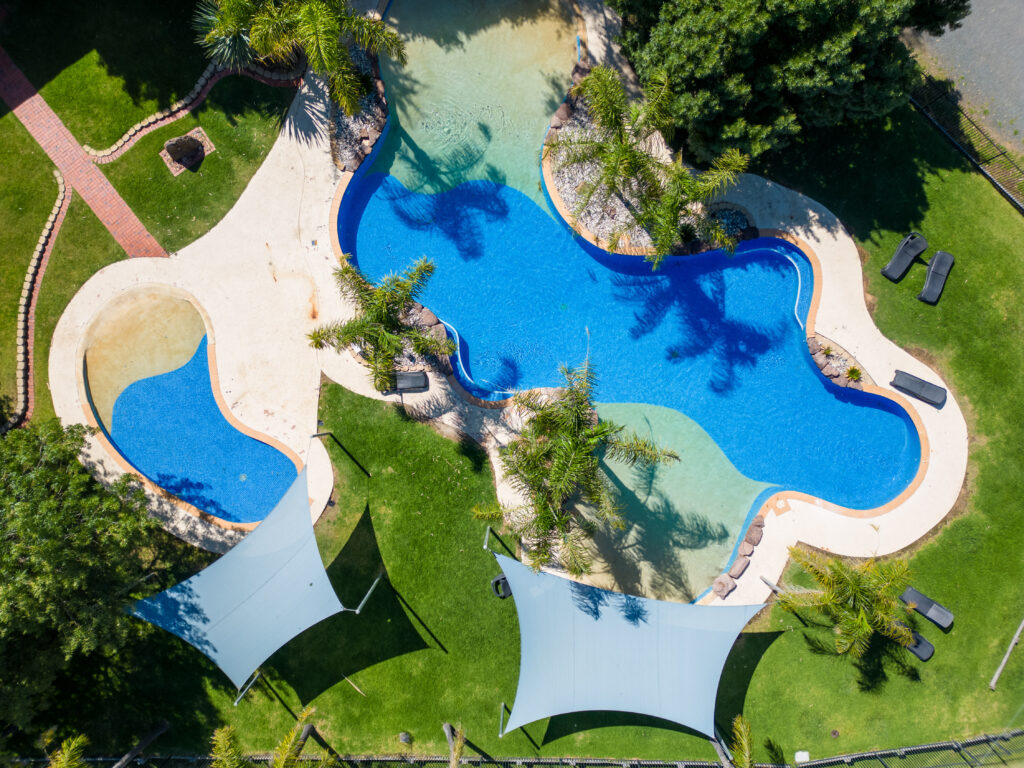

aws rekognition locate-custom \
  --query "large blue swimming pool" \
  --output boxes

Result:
[340,173,921,510]
[108,336,297,523]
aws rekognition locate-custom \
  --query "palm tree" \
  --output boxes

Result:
[194,0,406,114]
[639,148,749,267]
[309,257,455,391]
[729,715,753,768]
[44,735,88,768]
[547,65,749,268]
[495,359,678,576]
[777,547,913,658]
[210,706,334,768]
[546,66,671,248]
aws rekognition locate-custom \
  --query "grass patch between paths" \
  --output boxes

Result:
[0,113,54,409]
[101,77,295,254]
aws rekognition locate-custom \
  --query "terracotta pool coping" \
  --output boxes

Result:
[75,285,303,534]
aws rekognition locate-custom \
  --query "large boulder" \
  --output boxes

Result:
[821,363,840,378]
[555,102,571,121]
[745,524,764,546]
[164,134,203,164]
[807,337,821,355]
[739,541,755,557]
[812,351,827,368]
[751,514,765,528]
[712,574,736,599]
[728,556,751,579]
[420,307,438,326]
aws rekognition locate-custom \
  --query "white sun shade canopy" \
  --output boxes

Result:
[496,554,762,737]
[133,468,343,687]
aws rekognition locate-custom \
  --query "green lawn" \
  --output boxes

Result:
[101,77,295,254]
[0,114,54,411]
[30,198,126,424]
[731,106,1024,758]
[0,0,206,149]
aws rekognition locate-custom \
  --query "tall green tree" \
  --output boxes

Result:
[778,547,914,658]
[610,0,971,161]
[0,421,166,728]
[309,257,455,392]
[194,0,406,113]
[491,360,678,575]
[547,65,747,267]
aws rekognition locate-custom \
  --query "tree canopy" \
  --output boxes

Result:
[778,547,913,658]
[194,0,406,114]
[609,0,971,161]
[489,360,678,575]
[548,65,747,267]
[309,257,455,391]
[0,421,168,728]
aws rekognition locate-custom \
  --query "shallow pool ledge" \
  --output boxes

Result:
[696,174,969,606]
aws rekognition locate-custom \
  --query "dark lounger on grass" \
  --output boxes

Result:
[891,370,947,407]
[901,586,954,630]
[917,250,955,304]
[881,232,928,282]
[395,370,428,392]
[908,630,935,662]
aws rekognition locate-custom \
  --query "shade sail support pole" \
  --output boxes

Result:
[233,670,261,706]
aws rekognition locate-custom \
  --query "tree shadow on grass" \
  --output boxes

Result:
[268,507,430,705]
[800,628,922,693]
[0,0,206,117]
[752,104,970,243]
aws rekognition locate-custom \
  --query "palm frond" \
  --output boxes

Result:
[343,12,407,63]
[605,430,679,466]
[730,715,754,768]
[47,735,88,768]
[209,727,247,768]
[271,705,316,768]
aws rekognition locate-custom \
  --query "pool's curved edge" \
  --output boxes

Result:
[73,285,303,533]
[704,176,968,605]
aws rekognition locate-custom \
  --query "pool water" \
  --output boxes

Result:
[376,0,576,205]
[108,336,297,524]
[342,175,920,511]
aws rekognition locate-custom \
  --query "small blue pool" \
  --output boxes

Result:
[107,336,298,523]
[340,174,921,511]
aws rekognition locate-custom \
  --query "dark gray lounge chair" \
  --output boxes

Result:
[917,250,955,304]
[881,232,928,282]
[394,370,428,392]
[491,574,512,599]
[891,370,946,408]
[900,586,954,630]
[908,630,934,662]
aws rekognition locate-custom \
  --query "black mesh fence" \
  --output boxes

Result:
[911,75,1024,215]
[8,730,1024,768]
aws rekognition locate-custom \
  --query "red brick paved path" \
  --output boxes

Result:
[0,44,167,259]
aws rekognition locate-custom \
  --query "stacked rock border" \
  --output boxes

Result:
[807,333,873,389]
[329,54,388,173]
[711,513,765,599]
[83,59,305,165]
[2,171,71,434]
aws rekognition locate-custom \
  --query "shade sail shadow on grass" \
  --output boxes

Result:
[268,507,429,705]
[542,710,703,746]
[713,630,783,729]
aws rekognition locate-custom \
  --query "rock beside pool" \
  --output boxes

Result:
[712,574,736,599]
[812,351,827,367]
[550,115,563,129]
[807,337,821,355]
[745,524,763,546]
[848,379,863,390]
[728,556,750,579]
[555,102,571,122]
[751,515,765,528]
[821,363,839,378]
[429,323,447,342]
[420,307,438,326]
[739,541,754,557]
[835,373,850,387]
[572,62,591,84]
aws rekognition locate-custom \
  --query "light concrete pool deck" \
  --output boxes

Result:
[49,70,967,597]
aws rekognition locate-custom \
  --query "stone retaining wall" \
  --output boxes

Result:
[2,170,69,433]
